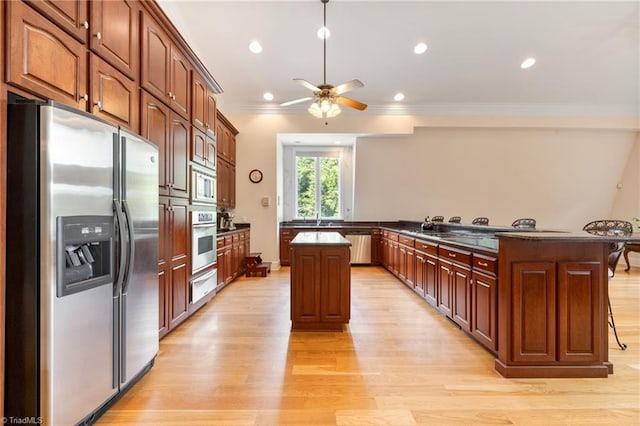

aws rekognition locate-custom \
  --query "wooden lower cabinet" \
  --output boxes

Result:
[496,238,610,378]
[280,228,298,266]
[158,197,189,338]
[471,270,497,352]
[290,239,351,330]
[216,229,250,291]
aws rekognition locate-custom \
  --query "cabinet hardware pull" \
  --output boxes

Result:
[478,261,489,267]
[82,21,89,29]
[82,94,89,101]
[94,101,102,110]
[95,32,102,40]
[168,91,174,98]
[448,253,456,258]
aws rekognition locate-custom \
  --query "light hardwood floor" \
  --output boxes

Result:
[97,266,640,425]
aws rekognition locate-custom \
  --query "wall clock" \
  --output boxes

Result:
[249,169,263,183]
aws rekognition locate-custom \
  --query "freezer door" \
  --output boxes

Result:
[119,129,160,387]
[40,105,119,425]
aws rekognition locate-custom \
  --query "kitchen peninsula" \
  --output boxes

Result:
[290,232,352,330]
[280,221,640,377]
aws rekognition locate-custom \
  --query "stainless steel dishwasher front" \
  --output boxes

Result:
[345,230,372,264]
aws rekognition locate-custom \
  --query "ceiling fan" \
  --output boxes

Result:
[280,0,367,119]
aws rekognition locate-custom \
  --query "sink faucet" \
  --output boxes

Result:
[316,211,321,226]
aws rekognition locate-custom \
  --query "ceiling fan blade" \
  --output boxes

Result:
[280,96,313,107]
[332,79,364,95]
[334,96,367,111]
[294,79,321,92]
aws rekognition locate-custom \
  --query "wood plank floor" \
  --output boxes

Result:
[97,266,640,425]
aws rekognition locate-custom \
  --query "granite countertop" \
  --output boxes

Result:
[291,231,352,246]
[496,231,640,243]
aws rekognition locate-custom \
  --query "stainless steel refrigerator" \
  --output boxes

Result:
[5,101,159,425]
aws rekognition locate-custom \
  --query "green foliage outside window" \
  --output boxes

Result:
[296,155,340,219]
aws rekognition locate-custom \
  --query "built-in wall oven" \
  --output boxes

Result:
[191,211,217,274]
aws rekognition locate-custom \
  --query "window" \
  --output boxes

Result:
[296,153,341,219]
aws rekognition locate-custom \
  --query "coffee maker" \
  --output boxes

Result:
[218,211,235,230]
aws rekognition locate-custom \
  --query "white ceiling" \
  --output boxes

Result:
[157,0,639,117]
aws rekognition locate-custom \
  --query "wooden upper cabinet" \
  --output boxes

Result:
[169,46,191,119]
[7,0,88,110]
[89,0,139,79]
[191,71,217,138]
[141,11,191,119]
[191,127,216,170]
[141,12,170,106]
[141,91,170,196]
[25,0,88,42]
[90,53,139,132]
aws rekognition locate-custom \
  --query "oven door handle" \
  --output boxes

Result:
[192,223,217,228]
[192,269,217,284]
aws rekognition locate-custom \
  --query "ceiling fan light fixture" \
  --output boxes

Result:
[320,98,332,112]
[326,103,341,118]
[308,102,323,118]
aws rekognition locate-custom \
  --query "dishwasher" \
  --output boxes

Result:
[345,230,372,265]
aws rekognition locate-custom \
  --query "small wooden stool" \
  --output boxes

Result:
[245,252,272,277]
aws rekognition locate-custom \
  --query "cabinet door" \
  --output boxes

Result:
[89,0,138,79]
[191,127,207,167]
[25,0,88,41]
[291,250,321,322]
[437,260,453,317]
[169,113,189,198]
[158,198,170,266]
[90,53,139,131]
[205,91,217,138]
[158,264,169,337]
[141,91,170,196]
[170,199,189,263]
[228,163,236,208]
[169,45,191,119]
[511,262,556,363]
[140,12,170,104]
[204,136,216,170]
[216,248,225,287]
[424,254,438,307]
[8,1,88,110]
[320,248,350,322]
[471,271,497,351]
[452,264,471,331]
[228,131,236,165]
[406,248,416,288]
[169,261,188,328]
[216,157,227,207]
[557,262,602,363]
[191,73,207,133]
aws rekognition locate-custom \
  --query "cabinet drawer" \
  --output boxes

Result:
[232,233,240,242]
[224,236,233,246]
[473,254,497,275]
[217,237,225,249]
[439,246,471,266]
[415,240,438,255]
[281,229,295,236]
[371,229,382,236]
[387,232,399,241]
[399,235,415,247]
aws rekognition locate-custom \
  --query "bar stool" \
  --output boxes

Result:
[583,219,633,350]
[432,216,444,222]
[472,217,489,225]
[448,216,461,223]
[512,218,536,229]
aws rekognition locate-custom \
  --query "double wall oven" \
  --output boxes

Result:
[190,165,218,304]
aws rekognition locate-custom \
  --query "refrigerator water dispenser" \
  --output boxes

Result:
[56,215,114,297]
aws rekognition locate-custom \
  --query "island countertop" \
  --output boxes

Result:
[291,231,352,246]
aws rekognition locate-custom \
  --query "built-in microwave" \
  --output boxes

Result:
[191,166,216,205]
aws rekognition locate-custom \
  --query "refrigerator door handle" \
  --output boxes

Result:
[121,200,135,294]
[113,200,127,296]
[120,293,127,384]
[112,295,120,389]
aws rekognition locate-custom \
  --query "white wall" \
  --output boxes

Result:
[226,112,639,267]
[354,128,637,230]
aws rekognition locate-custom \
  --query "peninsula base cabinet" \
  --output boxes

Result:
[496,238,610,378]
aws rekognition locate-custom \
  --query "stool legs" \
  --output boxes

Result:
[608,297,627,350]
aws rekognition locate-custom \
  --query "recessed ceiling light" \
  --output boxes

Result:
[414,42,428,55]
[263,92,274,101]
[394,93,405,102]
[334,141,341,145]
[520,57,536,69]
[248,40,262,54]
[317,26,331,39]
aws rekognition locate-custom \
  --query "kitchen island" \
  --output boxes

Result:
[290,232,351,331]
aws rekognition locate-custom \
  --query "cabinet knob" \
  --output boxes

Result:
[81,94,89,102]
[168,91,174,99]
[94,101,102,110]
[95,32,102,40]
[81,21,89,29]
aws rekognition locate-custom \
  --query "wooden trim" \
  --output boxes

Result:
[216,110,239,135]
[139,0,223,94]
